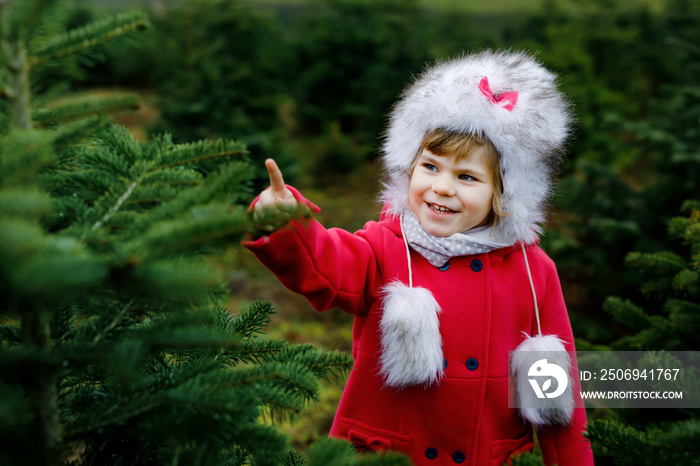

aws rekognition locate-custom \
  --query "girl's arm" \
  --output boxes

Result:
[243,160,382,315]
[535,258,595,466]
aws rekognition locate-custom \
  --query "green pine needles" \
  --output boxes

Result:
[0,1,409,465]
[585,201,700,465]
[603,201,700,351]
[586,418,700,466]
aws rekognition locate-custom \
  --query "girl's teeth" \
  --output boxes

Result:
[430,203,454,213]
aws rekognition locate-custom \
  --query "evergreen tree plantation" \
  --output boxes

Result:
[1,0,698,464]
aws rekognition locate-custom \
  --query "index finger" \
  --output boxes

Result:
[265,159,286,194]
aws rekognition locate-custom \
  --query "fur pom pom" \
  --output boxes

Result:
[379,282,444,388]
[510,334,575,427]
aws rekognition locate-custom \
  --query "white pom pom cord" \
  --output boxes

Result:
[376,215,444,389]
[510,241,575,427]
[378,282,444,388]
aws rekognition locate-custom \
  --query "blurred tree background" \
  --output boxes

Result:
[5,0,700,463]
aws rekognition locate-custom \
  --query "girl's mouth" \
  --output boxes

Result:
[427,202,457,214]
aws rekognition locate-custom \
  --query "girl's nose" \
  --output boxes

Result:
[432,175,456,196]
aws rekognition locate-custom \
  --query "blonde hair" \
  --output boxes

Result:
[411,129,505,228]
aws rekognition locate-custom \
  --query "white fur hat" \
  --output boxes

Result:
[381,50,573,245]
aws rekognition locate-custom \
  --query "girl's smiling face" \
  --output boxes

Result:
[408,148,494,237]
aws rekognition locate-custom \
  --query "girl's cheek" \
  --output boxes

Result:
[407,193,419,216]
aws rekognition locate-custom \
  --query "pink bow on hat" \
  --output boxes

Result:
[479,76,518,112]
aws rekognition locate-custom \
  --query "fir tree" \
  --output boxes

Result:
[507,201,700,465]
[0,1,410,465]
[602,201,700,352]
[535,0,700,342]
[582,201,700,465]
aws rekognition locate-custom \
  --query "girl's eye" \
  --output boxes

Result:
[423,163,438,172]
[459,174,476,181]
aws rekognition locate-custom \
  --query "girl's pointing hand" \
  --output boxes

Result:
[265,158,294,203]
[253,159,300,231]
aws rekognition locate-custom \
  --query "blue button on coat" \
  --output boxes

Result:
[470,259,483,272]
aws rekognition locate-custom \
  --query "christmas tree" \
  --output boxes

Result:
[582,200,700,465]
[509,202,699,464]
[0,1,409,465]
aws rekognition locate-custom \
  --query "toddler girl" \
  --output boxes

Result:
[244,50,594,466]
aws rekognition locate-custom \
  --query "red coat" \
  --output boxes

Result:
[243,188,594,466]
